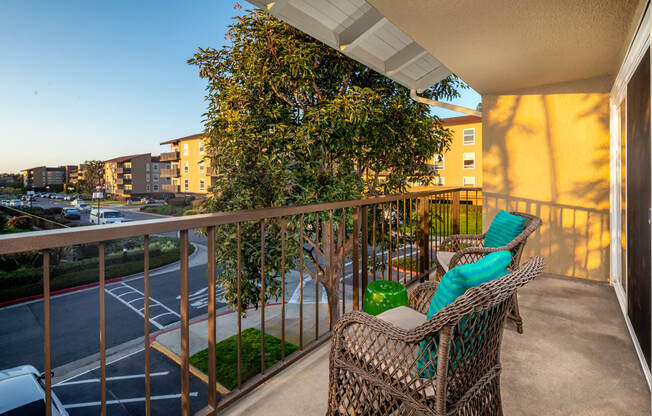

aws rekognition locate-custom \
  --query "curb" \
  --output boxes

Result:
[0,276,124,308]
[390,265,419,275]
[0,242,200,309]
[151,340,231,395]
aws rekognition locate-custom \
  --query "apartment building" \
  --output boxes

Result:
[150,155,172,194]
[430,115,482,188]
[159,133,215,195]
[20,166,66,188]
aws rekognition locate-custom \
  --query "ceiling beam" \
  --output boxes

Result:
[265,0,290,13]
[414,65,452,91]
[338,7,387,51]
[385,42,428,74]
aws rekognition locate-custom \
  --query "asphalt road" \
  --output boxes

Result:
[0,199,415,412]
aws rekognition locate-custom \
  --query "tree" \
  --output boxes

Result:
[77,160,105,194]
[189,9,464,323]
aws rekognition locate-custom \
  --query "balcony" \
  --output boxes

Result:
[162,183,180,193]
[115,167,131,175]
[161,167,180,178]
[160,151,180,162]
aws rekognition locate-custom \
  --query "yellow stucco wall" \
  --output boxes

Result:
[482,76,611,281]
[436,119,483,188]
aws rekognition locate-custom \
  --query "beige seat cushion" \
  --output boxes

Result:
[376,305,427,329]
[436,251,456,272]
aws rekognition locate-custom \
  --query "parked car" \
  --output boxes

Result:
[1,200,10,206]
[63,194,78,201]
[0,365,69,416]
[62,208,81,220]
[90,208,125,224]
[140,197,155,205]
[54,194,65,200]
[9,200,22,207]
[73,199,91,212]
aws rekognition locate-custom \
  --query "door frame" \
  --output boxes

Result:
[609,1,652,389]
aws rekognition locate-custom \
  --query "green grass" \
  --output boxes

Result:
[190,328,299,390]
[140,205,189,216]
[0,242,195,302]
[391,257,419,272]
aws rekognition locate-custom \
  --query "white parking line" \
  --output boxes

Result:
[55,347,146,385]
[55,371,169,386]
[105,281,180,330]
[63,392,199,409]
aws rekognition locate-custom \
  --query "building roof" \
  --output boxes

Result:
[104,153,150,163]
[246,1,451,91]
[441,115,482,126]
[160,133,204,145]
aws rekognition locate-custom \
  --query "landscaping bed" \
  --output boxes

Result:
[0,236,194,303]
[189,328,299,390]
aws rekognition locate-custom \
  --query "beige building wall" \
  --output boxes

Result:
[482,76,611,281]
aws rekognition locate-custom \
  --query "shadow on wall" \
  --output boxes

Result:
[483,76,611,281]
[485,193,609,281]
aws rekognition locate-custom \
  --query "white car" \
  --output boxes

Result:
[73,199,91,212]
[90,208,125,224]
[9,200,22,207]
[0,365,68,415]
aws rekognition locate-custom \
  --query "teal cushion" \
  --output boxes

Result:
[484,210,526,248]
[416,251,512,378]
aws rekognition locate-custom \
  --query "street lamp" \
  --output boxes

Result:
[92,185,104,224]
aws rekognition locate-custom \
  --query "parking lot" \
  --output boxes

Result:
[53,348,211,415]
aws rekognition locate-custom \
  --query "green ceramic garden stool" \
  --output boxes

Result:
[363,280,409,316]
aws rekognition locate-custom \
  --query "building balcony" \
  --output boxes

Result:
[160,151,180,162]
[162,183,180,193]
[161,167,180,178]
[115,178,132,185]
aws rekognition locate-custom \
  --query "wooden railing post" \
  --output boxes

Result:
[352,207,360,310]
[451,191,460,235]
[419,198,430,278]
[360,206,368,300]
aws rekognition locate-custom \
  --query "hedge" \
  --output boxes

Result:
[0,244,195,303]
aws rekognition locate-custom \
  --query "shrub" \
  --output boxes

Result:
[167,197,188,207]
[7,215,33,230]
[183,209,201,216]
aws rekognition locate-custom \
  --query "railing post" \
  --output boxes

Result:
[419,197,430,279]
[452,191,460,235]
[360,206,368,302]
[352,207,360,311]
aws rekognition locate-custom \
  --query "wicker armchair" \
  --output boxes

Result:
[327,257,545,416]
[436,212,542,333]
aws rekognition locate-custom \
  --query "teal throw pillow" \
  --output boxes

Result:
[484,210,526,248]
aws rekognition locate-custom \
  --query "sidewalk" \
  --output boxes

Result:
[152,302,332,357]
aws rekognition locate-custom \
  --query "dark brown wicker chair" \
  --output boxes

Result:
[327,257,545,416]
[435,212,542,333]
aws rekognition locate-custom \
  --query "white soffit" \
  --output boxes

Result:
[246,0,452,91]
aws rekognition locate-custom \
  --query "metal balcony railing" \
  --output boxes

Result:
[161,167,180,178]
[160,151,180,162]
[0,187,481,415]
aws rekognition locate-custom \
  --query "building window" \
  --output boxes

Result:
[463,128,475,145]
[184,179,189,191]
[200,179,205,192]
[433,154,444,170]
[463,176,476,186]
[146,163,150,172]
[146,184,150,192]
[153,164,159,171]
[184,161,189,174]
[153,174,159,182]
[434,176,445,186]
[146,174,150,182]
[199,161,204,173]
[199,141,204,154]
[463,152,475,169]
[153,184,159,191]
[183,143,189,156]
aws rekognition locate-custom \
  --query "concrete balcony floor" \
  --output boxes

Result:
[220,274,650,415]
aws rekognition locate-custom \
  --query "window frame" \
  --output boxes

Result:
[184,179,189,191]
[199,178,205,192]
[184,161,189,174]
[463,152,476,169]
[183,143,189,156]
[463,176,476,186]
[433,154,445,170]
[463,128,476,145]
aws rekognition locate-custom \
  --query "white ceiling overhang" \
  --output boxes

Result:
[247,0,452,91]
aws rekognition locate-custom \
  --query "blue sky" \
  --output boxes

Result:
[0,0,480,173]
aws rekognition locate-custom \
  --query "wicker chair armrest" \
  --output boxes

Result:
[448,246,506,269]
[333,310,448,347]
[440,233,485,251]
[409,281,439,314]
